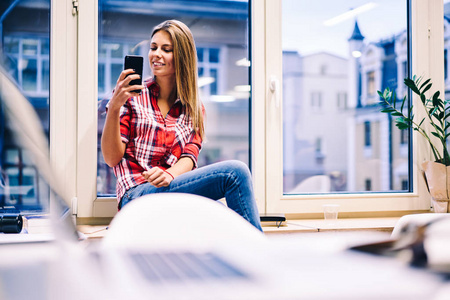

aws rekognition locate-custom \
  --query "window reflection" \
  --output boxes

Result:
[0,2,50,212]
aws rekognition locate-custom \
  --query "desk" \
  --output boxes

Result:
[0,229,449,300]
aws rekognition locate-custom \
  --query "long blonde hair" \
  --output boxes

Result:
[152,20,204,139]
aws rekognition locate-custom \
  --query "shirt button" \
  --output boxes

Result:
[156,162,160,165]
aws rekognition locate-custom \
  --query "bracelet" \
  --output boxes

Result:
[164,170,175,180]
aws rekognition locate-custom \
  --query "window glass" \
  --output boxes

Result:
[282,0,408,194]
[97,0,250,196]
[209,48,220,63]
[0,2,51,212]
[42,59,50,91]
[22,39,38,56]
[98,64,106,94]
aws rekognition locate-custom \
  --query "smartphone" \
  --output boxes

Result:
[124,55,144,93]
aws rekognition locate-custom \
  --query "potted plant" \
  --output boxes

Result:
[379,76,450,213]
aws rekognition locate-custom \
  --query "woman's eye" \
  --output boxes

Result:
[163,48,173,53]
[150,47,157,51]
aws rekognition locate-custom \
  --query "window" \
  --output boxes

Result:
[311,91,322,110]
[4,37,50,97]
[337,92,347,109]
[0,2,51,212]
[364,121,371,147]
[367,71,376,96]
[74,0,443,218]
[281,0,408,195]
[96,1,250,197]
[264,0,438,214]
[197,47,223,99]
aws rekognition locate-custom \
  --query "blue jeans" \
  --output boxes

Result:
[119,160,262,231]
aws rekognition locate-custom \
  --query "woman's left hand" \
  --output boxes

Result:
[142,167,174,188]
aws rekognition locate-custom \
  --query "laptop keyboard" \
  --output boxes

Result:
[129,251,250,283]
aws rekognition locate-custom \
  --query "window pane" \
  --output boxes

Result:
[4,37,19,53]
[209,48,220,63]
[97,0,250,196]
[42,59,50,91]
[110,63,123,91]
[22,59,37,91]
[282,0,408,194]
[197,48,204,62]
[0,2,51,212]
[98,64,105,94]
[22,39,38,56]
[110,43,123,58]
[41,38,50,55]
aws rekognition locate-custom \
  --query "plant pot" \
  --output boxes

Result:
[422,161,450,213]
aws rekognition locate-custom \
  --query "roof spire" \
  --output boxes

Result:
[349,20,364,41]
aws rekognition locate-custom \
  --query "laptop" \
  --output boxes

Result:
[0,65,445,300]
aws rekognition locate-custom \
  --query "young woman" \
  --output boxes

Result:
[101,20,262,231]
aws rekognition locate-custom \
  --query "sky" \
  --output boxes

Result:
[282,0,407,58]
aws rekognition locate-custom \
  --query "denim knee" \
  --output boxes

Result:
[227,160,251,180]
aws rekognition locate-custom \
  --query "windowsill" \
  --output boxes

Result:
[74,217,401,239]
[262,217,400,235]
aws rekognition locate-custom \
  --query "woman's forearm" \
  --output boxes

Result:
[166,157,195,178]
[101,107,126,167]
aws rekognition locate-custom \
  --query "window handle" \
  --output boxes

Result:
[269,75,280,108]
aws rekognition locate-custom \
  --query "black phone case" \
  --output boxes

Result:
[124,55,144,93]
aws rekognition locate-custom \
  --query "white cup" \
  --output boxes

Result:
[322,204,340,221]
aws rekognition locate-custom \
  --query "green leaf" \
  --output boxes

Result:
[431,132,441,138]
[377,90,384,98]
[445,123,450,131]
[400,96,408,112]
[392,112,403,117]
[432,90,440,104]
[408,110,414,120]
[430,107,438,116]
[396,119,410,130]
[419,78,431,90]
[422,83,432,94]
[404,78,420,94]
[380,108,395,114]
[418,118,425,127]
[420,78,432,90]
[420,94,426,104]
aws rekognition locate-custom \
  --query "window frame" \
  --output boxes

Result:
[50,0,78,214]
[73,0,443,218]
[262,0,442,216]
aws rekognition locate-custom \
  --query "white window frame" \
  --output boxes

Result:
[72,0,444,218]
[50,0,78,212]
[262,0,442,216]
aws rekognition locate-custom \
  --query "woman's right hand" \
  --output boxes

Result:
[108,69,145,111]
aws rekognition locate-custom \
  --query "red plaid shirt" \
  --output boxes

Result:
[108,79,203,201]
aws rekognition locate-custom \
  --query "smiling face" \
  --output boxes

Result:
[148,30,176,80]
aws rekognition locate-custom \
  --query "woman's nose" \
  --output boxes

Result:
[155,48,162,57]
